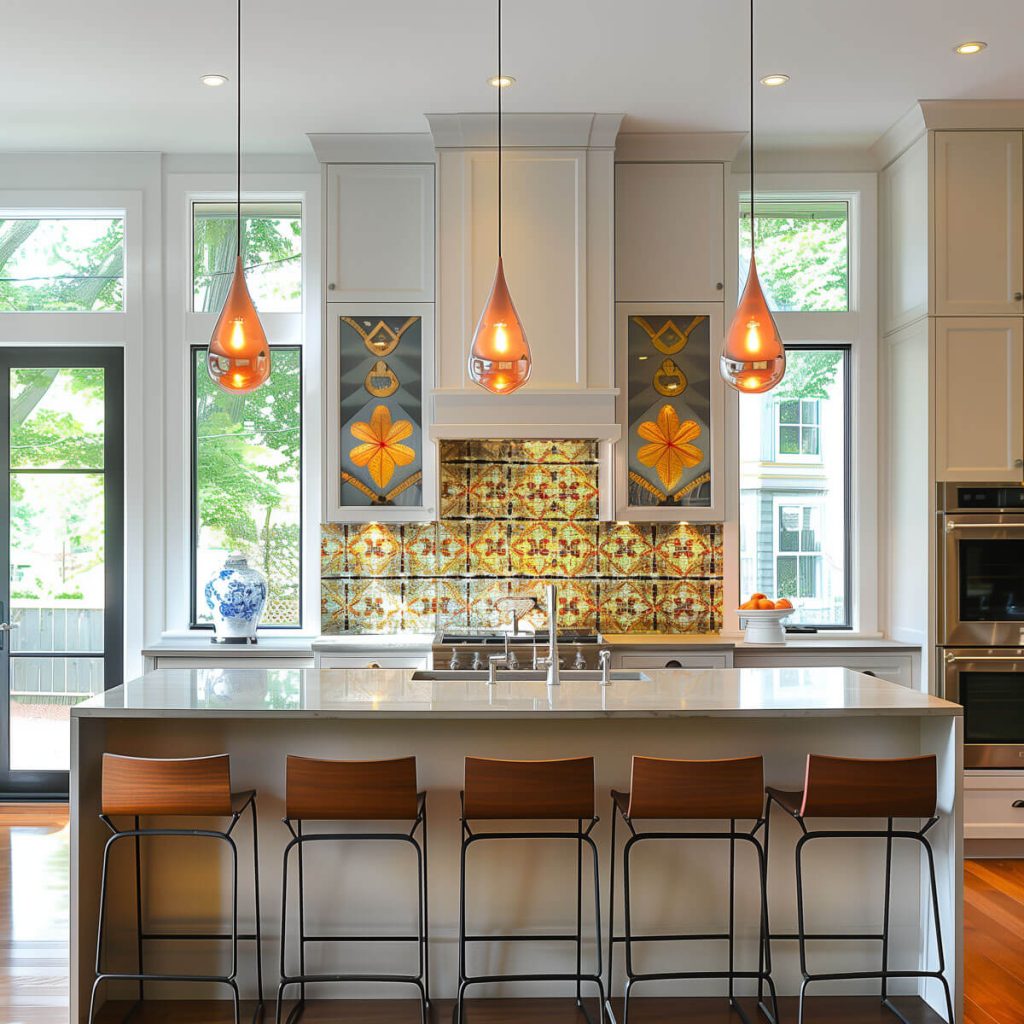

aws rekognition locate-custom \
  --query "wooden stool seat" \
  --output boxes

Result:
[462,755,595,819]
[619,755,765,819]
[285,755,419,820]
[769,754,938,819]
[101,753,236,817]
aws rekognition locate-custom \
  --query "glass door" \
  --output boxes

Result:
[0,349,122,797]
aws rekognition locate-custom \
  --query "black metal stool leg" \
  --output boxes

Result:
[795,832,811,1024]
[728,821,736,1009]
[576,817,584,1008]
[605,800,617,1018]
[251,799,264,1011]
[881,817,894,1004]
[921,832,955,1024]
[758,796,772,1015]
[297,821,306,1007]
[421,798,431,1010]
[134,816,144,1004]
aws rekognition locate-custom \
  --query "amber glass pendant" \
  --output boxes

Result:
[468,258,532,395]
[207,255,271,394]
[720,255,785,394]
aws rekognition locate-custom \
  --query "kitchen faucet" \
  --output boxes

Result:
[534,583,561,685]
[497,594,538,637]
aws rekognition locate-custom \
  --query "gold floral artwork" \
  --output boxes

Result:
[636,404,703,492]
[350,404,415,489]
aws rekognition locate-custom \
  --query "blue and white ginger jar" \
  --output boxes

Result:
[204,553,268,641]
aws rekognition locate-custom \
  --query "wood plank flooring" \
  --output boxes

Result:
[0,804,1019,1022]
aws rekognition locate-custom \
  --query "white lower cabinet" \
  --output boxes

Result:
[616,651,733,670]
[732,649,917,689]
[143,655,314,671]
[964,773,1024,840]
[315,653,428,670]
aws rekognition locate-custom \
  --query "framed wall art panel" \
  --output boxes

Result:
[615,302,725,522]
[323,303,436,522]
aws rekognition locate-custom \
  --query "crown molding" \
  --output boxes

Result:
[870,105,927,170]
[920,99,1024,131]
[615,131,746,163]
[306,133,435,164]
[425,113,624,150]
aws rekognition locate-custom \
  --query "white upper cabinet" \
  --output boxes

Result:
[934,317,1024,481]
[326,163,435,303]
[880,135,929,335]
[615,162,724,302]
[933,131,1023,317]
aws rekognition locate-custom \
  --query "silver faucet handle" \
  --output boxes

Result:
[471,652,484,671]
[487,651,510,686]
[449,650,461,671]
[507,650,520,670]
[573,648,587,670]
[598,648,613,685]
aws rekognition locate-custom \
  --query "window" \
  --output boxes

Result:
[0,214,124,312]
[192,201,301,313]
[775,501,823,600]
[739,347,849,627]
[191,346,302,628]
[739,199,849,312]
[777,398,820,460]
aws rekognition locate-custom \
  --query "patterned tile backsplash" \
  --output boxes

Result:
[321,440,723,635]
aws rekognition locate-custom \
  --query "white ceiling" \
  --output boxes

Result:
[4,0,1024,155]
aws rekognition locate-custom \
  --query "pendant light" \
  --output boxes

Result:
[720,0,785,395]
[467,0,532,395]
[207,0,271,395]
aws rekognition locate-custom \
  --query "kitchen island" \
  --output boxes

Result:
[71,667,962,1023]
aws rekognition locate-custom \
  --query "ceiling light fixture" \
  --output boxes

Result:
[468,0,532,396]
[206,0,270,395]
[720,0,786,395]
[954,41,987,55]
[201,73,229,87]
[760,73,789,87]
[488,74,516,88]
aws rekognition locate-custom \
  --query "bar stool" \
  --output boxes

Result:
[276,755,429,1024]
[764,754,954,1024]
[456,756,606,1024]
[88,753,263,1024]
[606,755,778,1024]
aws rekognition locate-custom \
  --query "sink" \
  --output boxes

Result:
[411,669,650,683]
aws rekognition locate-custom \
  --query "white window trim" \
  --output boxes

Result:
[724,171,878,637]
[161,172,321,639]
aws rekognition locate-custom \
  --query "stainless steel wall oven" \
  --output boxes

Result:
[940,483,1024,767]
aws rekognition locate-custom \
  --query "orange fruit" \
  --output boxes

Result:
[756,598,776,610]
[749,592,767,602]
[739,599,756,609]
[775,598,793,609]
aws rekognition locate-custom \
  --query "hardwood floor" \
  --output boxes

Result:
[0,804,1017,1022]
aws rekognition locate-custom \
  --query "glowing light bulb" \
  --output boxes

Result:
[720,255,785,394]
[207,255,271,394]
[468,258,532,395]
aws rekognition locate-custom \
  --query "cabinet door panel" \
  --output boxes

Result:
[934,317,1024,481]
[615,163,724,302]
[933,131,1023,316]
[326,164,434,302]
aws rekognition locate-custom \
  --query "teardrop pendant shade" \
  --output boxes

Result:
[467,258,532,395]
[720,255,786,394]
[207,255,271,394]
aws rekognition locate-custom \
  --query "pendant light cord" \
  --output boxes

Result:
[236,0,242,260]
[749,0,755,260]
[497,0,503,258]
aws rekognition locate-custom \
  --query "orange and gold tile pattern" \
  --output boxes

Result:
[322,440,722,634]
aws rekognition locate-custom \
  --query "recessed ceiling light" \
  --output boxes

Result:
[760,73,790,87]
[954,41,987,55]
[201,74,229,87]
[488,75,516,88]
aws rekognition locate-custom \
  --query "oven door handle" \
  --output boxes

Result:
[944,652,1024,664]
[945,519,1024,533]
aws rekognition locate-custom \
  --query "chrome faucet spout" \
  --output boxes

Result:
[545,583,560,685]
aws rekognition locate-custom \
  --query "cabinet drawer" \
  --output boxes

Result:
[965,783,1024,839]
[618,652,732,670]
[315,654,427,670]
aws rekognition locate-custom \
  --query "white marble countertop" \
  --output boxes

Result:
[73,666,959,719]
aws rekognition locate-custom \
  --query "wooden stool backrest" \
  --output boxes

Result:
[286,755,418,820]
[101,753,233,816]
[463,756,595,819]
[626,755,765,819]
[800,754,937,818]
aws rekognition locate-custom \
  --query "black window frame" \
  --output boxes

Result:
[189,343,304,632]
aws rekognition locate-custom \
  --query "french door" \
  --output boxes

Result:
[0,348,123,797]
